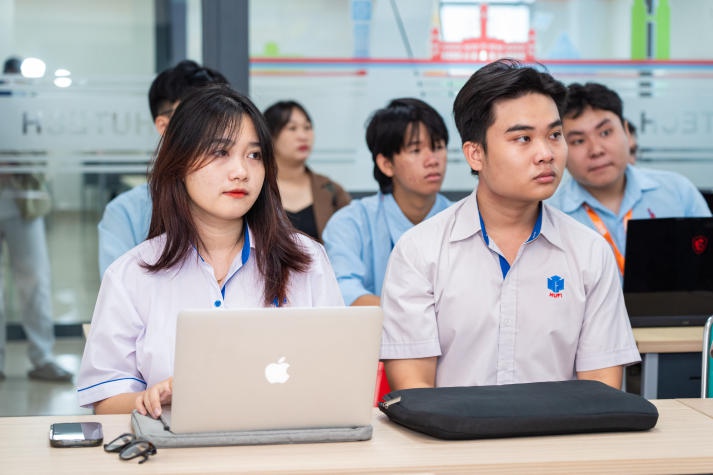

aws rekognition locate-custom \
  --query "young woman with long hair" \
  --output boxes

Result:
[77,85,343,416]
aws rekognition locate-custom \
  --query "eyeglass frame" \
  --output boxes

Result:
[103,432,157,464]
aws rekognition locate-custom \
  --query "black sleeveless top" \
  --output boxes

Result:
[286,205,319,240]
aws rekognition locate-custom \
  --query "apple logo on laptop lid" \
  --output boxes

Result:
[264,357,290,384]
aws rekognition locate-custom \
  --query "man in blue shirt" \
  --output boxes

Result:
[548,82,711,275]
[322,98,452,306]
[97,60,228,277]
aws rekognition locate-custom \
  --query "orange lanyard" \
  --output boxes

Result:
[583,204,632,276]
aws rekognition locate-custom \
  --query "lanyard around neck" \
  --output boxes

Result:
[583,203,631,276]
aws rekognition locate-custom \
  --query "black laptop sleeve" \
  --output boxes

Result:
[378,380,658,440]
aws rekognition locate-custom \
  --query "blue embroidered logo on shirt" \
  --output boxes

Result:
[547,275,564,299]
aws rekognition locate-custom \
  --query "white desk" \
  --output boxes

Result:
[2,400,713,474]
[632,326,704,398]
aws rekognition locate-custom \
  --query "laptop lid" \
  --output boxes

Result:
[623,217,713,327]
[168,306,383,433]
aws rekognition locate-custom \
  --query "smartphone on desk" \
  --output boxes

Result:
[49,422,103,448]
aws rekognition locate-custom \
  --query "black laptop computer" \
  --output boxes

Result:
[623,217,713,327]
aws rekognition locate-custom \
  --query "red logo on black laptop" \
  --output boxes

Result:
[692,235,708,255]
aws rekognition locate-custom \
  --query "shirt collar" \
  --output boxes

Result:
[194,223,253,267]
[382,192,449,245]
[618,165,658,215]
[626,164,659,192]
[450,191,481,242]
[556,165,659,215]
[554,176,591,213]
[478,202,543,245]
[450,192,564,250]
[381,193,412,244]
[241,224,253,265]
[538,204,565,251]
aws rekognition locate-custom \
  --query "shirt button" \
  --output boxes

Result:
[214,300,222,307]
[504,319,512,327]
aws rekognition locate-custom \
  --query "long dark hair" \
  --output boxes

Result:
[143,84,311,304]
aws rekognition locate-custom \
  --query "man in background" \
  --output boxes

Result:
[322,98,452,306]
[548,82,711,277]
[0,56,72,381]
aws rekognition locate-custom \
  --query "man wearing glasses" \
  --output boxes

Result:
[97,61,228,278]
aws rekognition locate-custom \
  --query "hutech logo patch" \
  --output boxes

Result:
[547,275,564,299]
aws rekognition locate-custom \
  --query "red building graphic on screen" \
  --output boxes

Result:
[431,3,535,62]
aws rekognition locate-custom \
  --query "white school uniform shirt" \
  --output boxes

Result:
[380,192,641,388]
[77,226,343,407]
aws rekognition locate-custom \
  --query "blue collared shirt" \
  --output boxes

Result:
[547,165,711,254]
[322,192,452,305]
[97,184,152,278]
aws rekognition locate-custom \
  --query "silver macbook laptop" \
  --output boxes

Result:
[166,306,383,433]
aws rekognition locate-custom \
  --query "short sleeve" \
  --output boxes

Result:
[323,205,375,305]
[76,267,147,407]
[97,186,151,278]
[380,232,442,360]
[575,239,641,372]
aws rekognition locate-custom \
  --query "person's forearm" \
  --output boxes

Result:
[577,365,624,390]
[383,357,437,390]
[93,392,139,414]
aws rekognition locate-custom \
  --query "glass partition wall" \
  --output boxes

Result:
[249,0,713,193]
[1,0,161,336]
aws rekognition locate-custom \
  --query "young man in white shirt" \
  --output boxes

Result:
[380,59,641,391]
